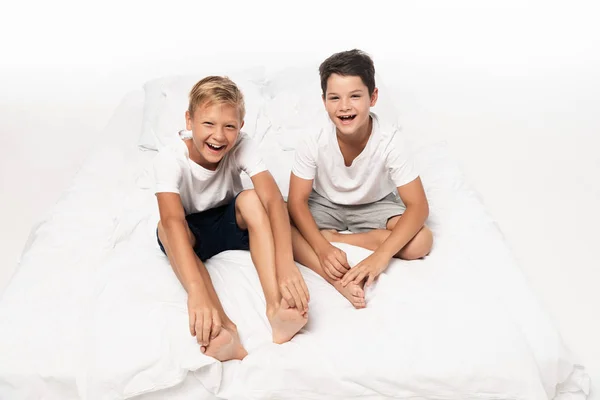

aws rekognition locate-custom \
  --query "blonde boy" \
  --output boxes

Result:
[154,76,309,361]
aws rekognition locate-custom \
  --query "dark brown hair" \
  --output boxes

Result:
[319,49,376,96]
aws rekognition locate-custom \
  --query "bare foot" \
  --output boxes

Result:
[332,280,366,309]
[320,229,339,243]
[201,327,248,361]
[268,298,308,344]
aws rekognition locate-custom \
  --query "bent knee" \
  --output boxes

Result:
[236,189,262,209]
[236,190,268,226]
[399,226,433,260]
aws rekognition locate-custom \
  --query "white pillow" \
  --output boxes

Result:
[139,67,269,151]
[260,65,325,149]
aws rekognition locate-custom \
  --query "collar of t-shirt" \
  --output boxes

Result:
[328,112,381,168]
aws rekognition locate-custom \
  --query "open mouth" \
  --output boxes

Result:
[205,142,226,153]
[338,115,356,124]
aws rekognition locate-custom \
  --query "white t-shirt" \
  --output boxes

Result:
[153,132,267,215]
[292,113,418,205]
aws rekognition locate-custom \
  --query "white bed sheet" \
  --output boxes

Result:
[0,90,590,400]
[0,90,218,400]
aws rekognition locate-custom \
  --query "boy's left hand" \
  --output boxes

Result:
[278,263,310,314]
[341,252,391,288]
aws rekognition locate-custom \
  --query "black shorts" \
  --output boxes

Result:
[157,192,250,261]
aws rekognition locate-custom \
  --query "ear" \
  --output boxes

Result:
[240,119,245,130]
[185,110,192,131]
[322,93,326,106]
[370,87,379,107]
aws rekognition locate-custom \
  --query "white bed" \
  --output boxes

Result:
[0,65,591,400]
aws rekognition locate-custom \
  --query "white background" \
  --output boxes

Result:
[0,0,598,397]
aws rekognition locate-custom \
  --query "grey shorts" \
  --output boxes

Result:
[308,190,406,233]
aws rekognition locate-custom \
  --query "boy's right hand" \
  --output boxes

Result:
[317,244,350,280]
[187,288,222,349]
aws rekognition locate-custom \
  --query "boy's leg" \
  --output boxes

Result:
[320,224,432,260]
[386,216,433,259]
[157,221,247,361]
[291,191,366,308]
[291,226,366,308]
[234,190,307,344]
[321,193,433,260]
[320,228,389,252]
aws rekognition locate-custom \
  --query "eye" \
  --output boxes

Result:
[328,96,339,101]
[351,94,361,98]
[226,125,236,129]
[203,121,213,126]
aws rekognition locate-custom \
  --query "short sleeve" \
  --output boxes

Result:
[233,134,268,177]
[153,150,182,194]
[386,131,419,188]
[291,133,318,180]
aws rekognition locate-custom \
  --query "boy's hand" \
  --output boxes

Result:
[317,244,350,280]
[341,252,391,287]
[277,262,310,314]
[187,288,222,350]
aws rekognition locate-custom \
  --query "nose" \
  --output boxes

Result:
[339,97,351,112]
[212,126,226,140]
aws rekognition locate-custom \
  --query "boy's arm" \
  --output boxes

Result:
[251,171,310,312]
[157,193,221,346]
[288,174,350,280]
[341,177,429,287]
[157,193,206,293]
[376,177,429,257]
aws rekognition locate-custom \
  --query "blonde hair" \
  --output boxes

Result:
[188,76,246,121]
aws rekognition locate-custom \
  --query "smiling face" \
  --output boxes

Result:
[185,101,244,170]
[322,73,378,139]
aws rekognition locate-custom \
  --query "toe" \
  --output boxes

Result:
[353,301,365,309]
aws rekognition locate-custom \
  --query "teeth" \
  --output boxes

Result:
[207,143,224,150]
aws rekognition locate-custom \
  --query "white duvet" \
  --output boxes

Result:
[0,91,591,400]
